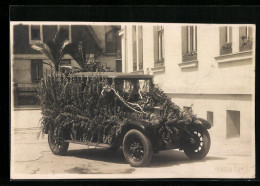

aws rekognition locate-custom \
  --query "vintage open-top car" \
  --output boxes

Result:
[41,72,211,167]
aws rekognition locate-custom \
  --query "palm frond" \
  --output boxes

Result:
[64,41,87,69]
[59,40,71,62]
[31,43,55,65]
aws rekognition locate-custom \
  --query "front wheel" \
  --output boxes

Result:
[123,129,154,167]
[48,128,69,155]
[184,126,211,160]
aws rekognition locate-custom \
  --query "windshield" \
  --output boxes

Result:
[115,79,150,102]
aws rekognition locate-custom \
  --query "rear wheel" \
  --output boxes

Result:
[123,129,153,167]
[184,126,211,160]
[48,128,69,155]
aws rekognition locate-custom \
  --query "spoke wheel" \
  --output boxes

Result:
[123,129,153,167]
[48,128,69,155]
[184,126,211,160]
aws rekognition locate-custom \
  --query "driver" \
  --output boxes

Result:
[127,80,143,102]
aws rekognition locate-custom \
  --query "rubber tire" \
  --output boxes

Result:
[123,129,153,167]
[48,129,69,155]
[184,126,211,160]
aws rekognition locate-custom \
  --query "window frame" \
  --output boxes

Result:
[182,25,197,62]
[132,26,137,71]
[31,59,43,83]
[138,25,143,70]
[154,25,165,67]
[29,25,43,44]
[219,26,233,55]
[105,28,118,54]
[239,26,253,52]
[57,25,72,42]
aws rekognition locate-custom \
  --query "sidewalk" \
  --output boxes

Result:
[12,109,42,129]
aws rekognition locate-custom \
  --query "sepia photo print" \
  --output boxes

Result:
[10,22,255,179]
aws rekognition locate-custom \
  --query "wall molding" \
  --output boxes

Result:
[178,60,198,69]
[13,54,72,60]
[215,50,253,64]
[151,65,165,74]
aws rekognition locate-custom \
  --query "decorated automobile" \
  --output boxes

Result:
[38,72,211,167]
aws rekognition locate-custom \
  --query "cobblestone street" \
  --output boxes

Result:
[11,109,255,179]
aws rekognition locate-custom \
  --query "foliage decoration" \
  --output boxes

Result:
[37,72,195,147]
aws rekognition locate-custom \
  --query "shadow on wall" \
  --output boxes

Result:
[218,59,252,68]
[181,66,198,72]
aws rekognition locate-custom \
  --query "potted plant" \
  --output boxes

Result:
[240,36,253,52]
[182,50,197,62]
[220,42,232,55]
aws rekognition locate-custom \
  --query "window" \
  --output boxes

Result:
[31,25,41,40]
[29,25,42,44]
[219,26,232,55]
[31,60,43,83]
[106,28,117,54]
[132,26,137,71]
[239,26,253,52]
[58,25,71,41]
[182,26,197,62]
[226,110,240,138]
[138,26,143,70]
[154,26,164,66]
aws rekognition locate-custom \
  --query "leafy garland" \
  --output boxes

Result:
[37,72,195,146]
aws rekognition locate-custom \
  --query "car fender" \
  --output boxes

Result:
[193,118,211,129]
[122,120,154,136]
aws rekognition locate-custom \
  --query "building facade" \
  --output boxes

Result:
[11,23,121,106]
[120,24,255,140]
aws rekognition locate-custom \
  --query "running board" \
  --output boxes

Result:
[64,140,110,148]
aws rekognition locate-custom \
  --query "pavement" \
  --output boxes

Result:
[10,109,255,179]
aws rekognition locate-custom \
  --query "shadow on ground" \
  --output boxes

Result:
[65,148,127,164]
[150,150,226,168]
[65,148,226,168]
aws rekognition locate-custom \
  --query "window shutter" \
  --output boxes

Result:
[190,26,194,51]
[229,26,232,43]
[239,26,247,37]
[153,26,159,63]
[219,26,226,50]
[239,26,246,50]
[248,26,253,37]
[138,26,143,70]
[195,26,197,51]
[132,26,137,71]
[181,26,187,54]
[160,26,164,60]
